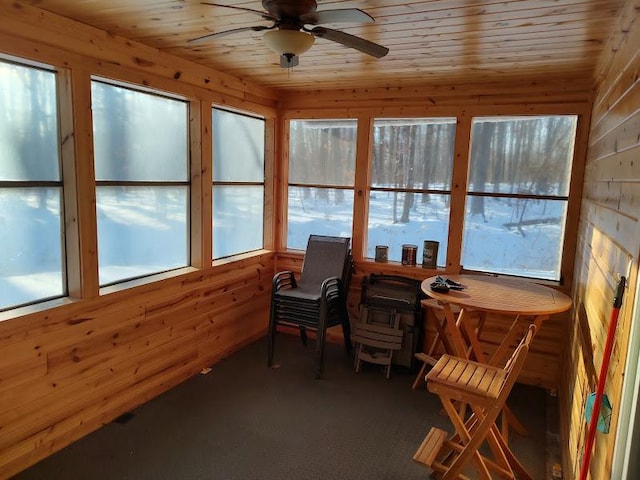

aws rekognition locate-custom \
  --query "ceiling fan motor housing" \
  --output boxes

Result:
[262,0,317,20]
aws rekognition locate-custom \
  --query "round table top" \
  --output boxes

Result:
[421,274,572,316]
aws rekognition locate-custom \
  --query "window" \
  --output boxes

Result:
[212,108,265,259]
[0,58,64,311]
[287,119,357,250]
[92,80,189,286]
[368,118,456,265]
[462,115,577,281]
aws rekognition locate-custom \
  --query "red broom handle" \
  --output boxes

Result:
[579,276,626,480]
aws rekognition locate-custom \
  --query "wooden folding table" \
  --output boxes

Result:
[421,274,572,364]
[420,274,572,436]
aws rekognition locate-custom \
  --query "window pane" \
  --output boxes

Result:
[461,197,567,280]
[0,61,59,181]
[468,116,577,196]
[371,118,455,189]
[287,186,354,250]
[368,192,449,266]
[0,187,64,310]
[289,120,356,186]
[367,118,455,263]
[213,186,264,259]
[212,109,264,182]
[92,82,188,182]
[96,186,188,285]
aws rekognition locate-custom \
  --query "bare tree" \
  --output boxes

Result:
[469,121,495,221]
[399,124,417,223]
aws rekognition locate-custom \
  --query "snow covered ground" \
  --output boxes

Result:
[1,185,564,310]
[286,186,564,279]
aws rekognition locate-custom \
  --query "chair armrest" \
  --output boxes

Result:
[273,270,297,292]
[320,276,343,301]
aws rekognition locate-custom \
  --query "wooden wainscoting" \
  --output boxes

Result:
[0,252,273,479]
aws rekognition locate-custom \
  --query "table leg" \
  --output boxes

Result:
[441,303,470,359]
[459,310,487,363]
[429,310,454,358]
[413,302,456,390]
[532,314,549,332]
[490,314,548,367]
[493,424,534,480]
[489,315,524,367]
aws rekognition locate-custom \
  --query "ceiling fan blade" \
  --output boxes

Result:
[301,8,374,25]
[200,2,277,21]
[188,25,272,44]
[310,26,389,58]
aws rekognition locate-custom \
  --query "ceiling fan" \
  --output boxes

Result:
[188,0,389,68]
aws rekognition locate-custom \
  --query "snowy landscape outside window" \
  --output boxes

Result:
[212,108,265,259]
[287,119,357,250]
[367,118,456,265]
[0,59,64,311]
[92,80,189,286]
[462,115,577,281]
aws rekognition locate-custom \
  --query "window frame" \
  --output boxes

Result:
[0,56,68,312]
[284,117,358,251]
[279,106,587,288]
[460,114,579,282]
[366,117,458,266]
[91,77,192,288]
[211,106,266,260]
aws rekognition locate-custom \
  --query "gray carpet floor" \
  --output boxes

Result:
[15,334,549,479]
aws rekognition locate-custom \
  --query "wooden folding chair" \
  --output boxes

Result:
[413,324,536,480]
[351,298,410,379]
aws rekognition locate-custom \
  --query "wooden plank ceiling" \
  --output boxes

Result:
[22,0,624,92]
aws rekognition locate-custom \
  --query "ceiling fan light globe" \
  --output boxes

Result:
[263,29,315,56]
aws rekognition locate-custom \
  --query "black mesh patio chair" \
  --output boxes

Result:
[268,235,353,379]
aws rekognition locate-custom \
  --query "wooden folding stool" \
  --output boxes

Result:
[413,324,537,480]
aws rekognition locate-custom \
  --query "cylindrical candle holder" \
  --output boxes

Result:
[422,240,439,268]
[374,245,388,263]
[401,244,418,266]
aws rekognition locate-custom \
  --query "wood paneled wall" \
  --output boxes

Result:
[0,4,277,478]
[0,254,274,479]
[0,3,277,111]
[1,1,633,479]
[561,1,640,478]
